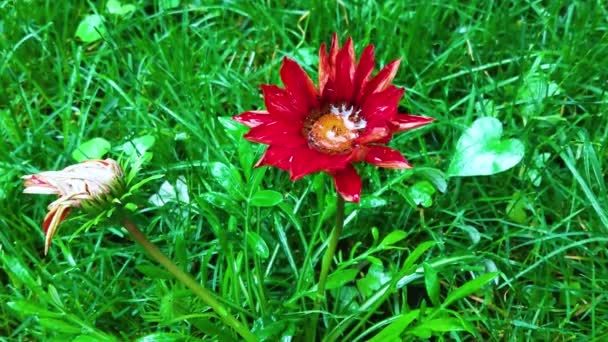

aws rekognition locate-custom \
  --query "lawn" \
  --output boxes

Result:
[1,0,608,340]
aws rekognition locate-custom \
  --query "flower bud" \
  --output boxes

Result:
[22,159,124,255]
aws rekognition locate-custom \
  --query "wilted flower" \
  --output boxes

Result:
[233,34,434,202]
[22,159,123,254]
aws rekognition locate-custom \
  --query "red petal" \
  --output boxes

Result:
[42,206,71,255]
[319,33,339,95]
[289,148,351,180]
[334,37,355,102]
[280,58,319,110]
[391,114,435,132]
[353,44,375,102]
[364,146,412,169]
[244,121,306,148]
[356,121,392,145]
[331,165,362,202]
[233,110,274,128]
[261,85,308,120]
[255,146,293,171]
[361,85,404,121]
[360,59,401,104]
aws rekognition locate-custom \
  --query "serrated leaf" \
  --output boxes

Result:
[250,190,283,207]
[448,117,524,177]
[75,14,106,43]
[246,231,269,259]
[72,137,111,161]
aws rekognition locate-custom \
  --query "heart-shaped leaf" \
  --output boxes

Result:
[405,180,436,208]
[106,0,136,15]
[72,137,111,161]
[75,14,106,43]
[447,117,524,177]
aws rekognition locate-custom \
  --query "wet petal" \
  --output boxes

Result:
[244,121,307,148]
[261,84,308,120]
[356,119,392,145]
[290,148,351,180]
[334,37,355,102]
[361,85,404,121]
[331,165,362,202]
[360,59,401,104]
[280,58,319,110]
[353,44,375,103]
[255,146,294,171]
[233,110,274,128]
[391,114,435,132]
[364,146,412,169]
[319,33,339,94]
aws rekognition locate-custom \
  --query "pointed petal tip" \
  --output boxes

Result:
[332,165,362,203]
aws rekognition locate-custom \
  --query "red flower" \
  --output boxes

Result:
[233,34,434,202]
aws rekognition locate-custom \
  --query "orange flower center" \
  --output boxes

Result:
[305,105,366,154]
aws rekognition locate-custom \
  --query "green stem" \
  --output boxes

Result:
[306,194,345,341]
[121,218,257,342]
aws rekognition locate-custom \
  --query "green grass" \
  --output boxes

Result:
[1,0,608,340]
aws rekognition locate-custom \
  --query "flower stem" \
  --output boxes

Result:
[306,195,345,341]
[121,218,257,342]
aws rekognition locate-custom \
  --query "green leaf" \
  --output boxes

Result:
[443,272,499,307]
[250,190,283,207]
[325,268,359,290]
[447,117,524,177]
[406,181,436,208]
[368,310,419,342]
[135,333,184,342]
[359,196,388,208]
[75,14,106,43]
[400,241,436,276]
[119,135,155,158]
[6,301,61,318]
[423,262,440,306]
[506,192,529,224]
[414,167,447,193]
[39,318,83,334]
[246,231,269,259]
[209,162,243,199]
[517,72,561,116]
[408,317,470,338]
[135,265,171,279]
[159,0,180,10]
[356,264,391,298]
[380,230,408,248]
[106,0,136,15]
[72,137,111,161]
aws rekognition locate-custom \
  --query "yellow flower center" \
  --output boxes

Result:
[305,105,366,154]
